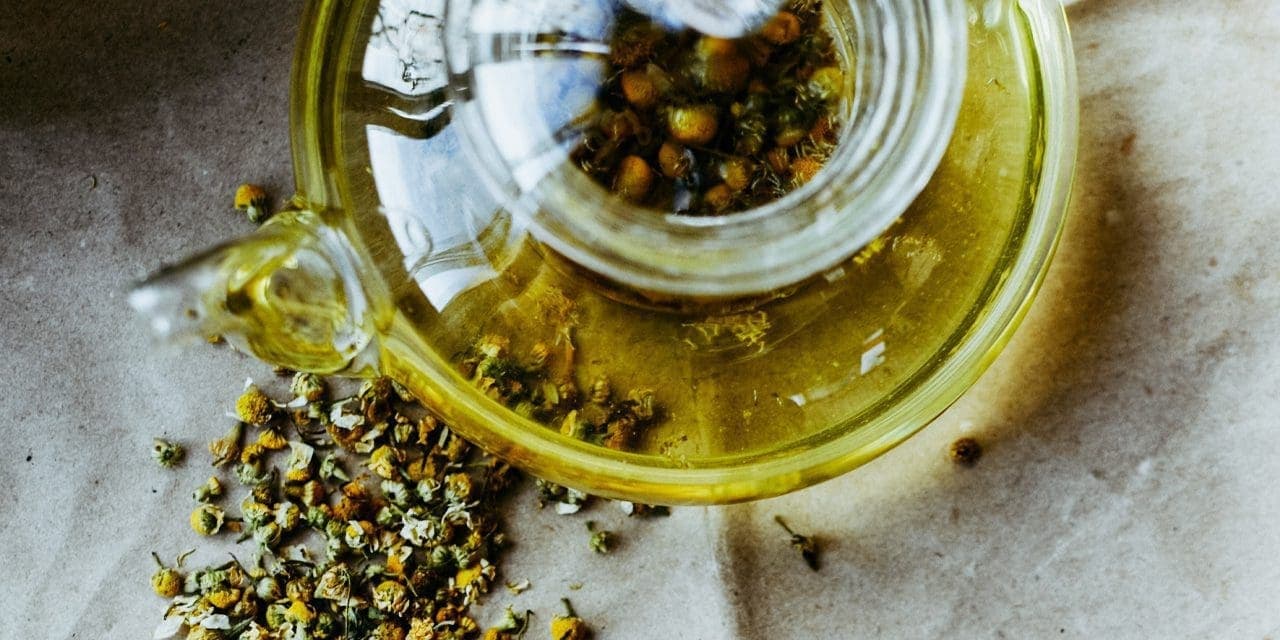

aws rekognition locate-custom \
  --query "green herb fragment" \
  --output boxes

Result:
[318,452,349,482]
[585,521,614,555]
[152,438,185,468]
[774,515,820,571]
[488,606,534,639]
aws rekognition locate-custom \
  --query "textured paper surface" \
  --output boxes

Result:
[2,1,1279,638]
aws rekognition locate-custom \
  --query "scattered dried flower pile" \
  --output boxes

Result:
[149,373,601,640]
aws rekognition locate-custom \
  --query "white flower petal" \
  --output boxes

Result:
[288,441,315,466]
[333,414,361,430]
[201,614,232,629]
[153,616,184,639]
[170,595,200,608]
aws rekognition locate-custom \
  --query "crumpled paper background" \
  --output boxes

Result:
[2,0,1279,638]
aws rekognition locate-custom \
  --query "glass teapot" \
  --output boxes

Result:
[130,0,1076,504]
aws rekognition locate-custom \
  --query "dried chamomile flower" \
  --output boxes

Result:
[369,621,407,640]
[774,515,819,571]
[253,521,282,549]
[285,576,315,603]
[263,602,289,628]
[612,155,654,201]
[240,443,267,467]
[445,472,474,504]
[290,371,327,403]
[690,36,750,93]
[391,414,417,445]
[382,479,411,507]
[230,591,258,618]
[789,155,824,187]
[193,476,224,503]
[368,444,399,480]
[275,502,302,532]
[312,565,351,601]
[186,626,226,640]
[455,558,496,594]
[152,438,185,468]
[239,622,272,640]
[344,520,375,550]
[235,460,272,487]
[185,563,231,593]
[208,422,243,468]
[620,68,659,109]
[373,579,411,615]
[762,10,802,44]
[190,504,226,536]
[206,587,241,609]
[550,599,589,640]
[240,498,272,530]
[235,384,275,426]
[485,606,533,640]
[150,552,184,598]
[465,619,487,638]
[408,618,436,640]
[255,428,288,451]
[327,398,367,446]
[948,437,982,467]
[806,66,844,104]
[285,440,315,482]
[233,183,270,224]
[667,105,719,146]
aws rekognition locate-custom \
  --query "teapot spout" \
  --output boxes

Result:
[128,209,381,375]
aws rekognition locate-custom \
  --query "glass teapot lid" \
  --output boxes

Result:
[369,0,967,299]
